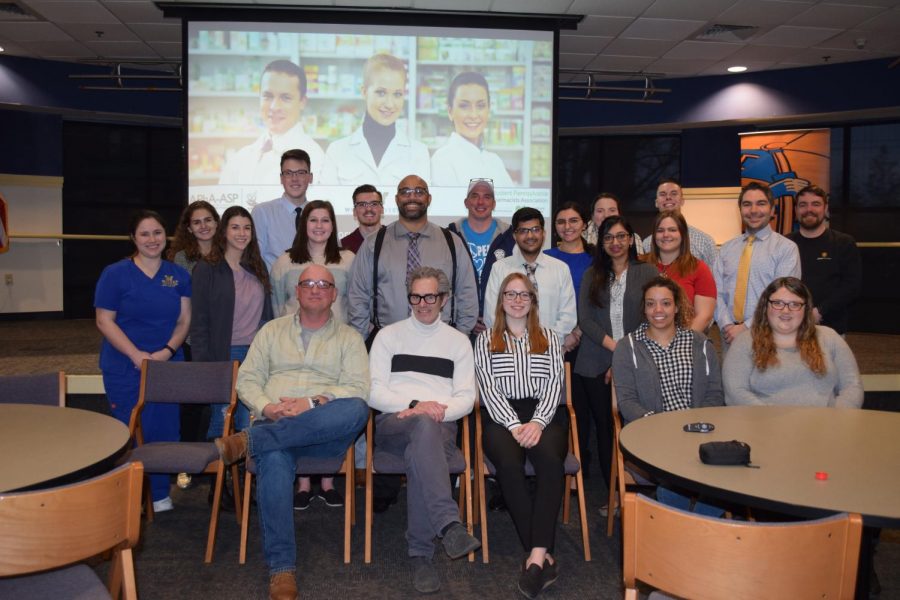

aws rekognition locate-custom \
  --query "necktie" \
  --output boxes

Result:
[259,136,273,159]
[524,262,539,292]
[733,234,755,323]
[295,206,303,233]
[406,233,421,286]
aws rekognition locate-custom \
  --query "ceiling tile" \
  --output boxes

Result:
[715,0,813,26]
[102,1,170,23]
[557,52,596,70]
[644,0,740,20]
[663,40,743,60]
[620,17,707,41]
[583,53,657,72]
[647,57,721,74]
[818,29,900,52]
[788,46,889,64]
[560,34,612,54]
[576,15,634,36]
[330,0,412,5]
[411,0,491,9]
[490,0,574,12]
[726,43,797,61]
[788,3,885,28]
[25,1,119,24]
[83,40,160,58]
[0,22,73,42]
[750,25,842,47]
[854,6,900,31]
[19,39,95,59]
[567,0,654,17]
[128,23,181,43]
[55,22,139,43]
[0,40,30,56]
[602,37,677,56]
[699,58,777,75]
[147,41,182,59]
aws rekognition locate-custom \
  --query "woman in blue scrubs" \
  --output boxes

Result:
[95,210,191,512]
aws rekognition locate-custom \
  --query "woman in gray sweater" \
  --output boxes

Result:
[723,277,863,408]
[612,276,724,516]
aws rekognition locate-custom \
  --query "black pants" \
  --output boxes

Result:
[482,399,568,553]
[576,372,613,490]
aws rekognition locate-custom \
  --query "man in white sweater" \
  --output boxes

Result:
[368,266,480,594]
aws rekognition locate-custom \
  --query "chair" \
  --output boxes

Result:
[127,360,241,563]
[622,492,862,600]
[364,408,475,563]
[606,381,638,536]
[239,440,357,564]
[0,371,66,406]
[0,462,143,600]
[473,362,591,563]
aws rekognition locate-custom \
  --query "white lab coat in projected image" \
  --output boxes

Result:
[431,132,514,187]
[218,123,326,186]
[320,125,431,187]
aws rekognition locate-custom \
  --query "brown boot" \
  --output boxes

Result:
[269,571,298,600]
[214,430,248,465]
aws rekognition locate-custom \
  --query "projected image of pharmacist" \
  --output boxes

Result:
[431,72,514,188]
[219,60,325,186]
[321,54,430,186]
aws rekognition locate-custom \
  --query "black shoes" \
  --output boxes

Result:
[518,558,559,599]
[410,556,440,594]
[441,522,481,559]
[293,490,311,511]
[318,487,344,507]
[372,494,398,513]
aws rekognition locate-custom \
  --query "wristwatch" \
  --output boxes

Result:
[409,400,419,409]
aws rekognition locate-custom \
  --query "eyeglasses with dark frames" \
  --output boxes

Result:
[281,169,310,178]
[768,299,805,311]
[408,293,445,305]
[502,290,533,302]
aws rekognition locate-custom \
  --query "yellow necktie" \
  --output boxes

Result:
[733,234,755,323]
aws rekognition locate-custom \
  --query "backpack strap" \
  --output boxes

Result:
[441,227,458,328]
[370,226,387,329]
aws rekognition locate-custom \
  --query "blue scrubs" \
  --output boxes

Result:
[95,258,191,501]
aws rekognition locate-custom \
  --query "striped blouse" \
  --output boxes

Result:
[474,327,564,431]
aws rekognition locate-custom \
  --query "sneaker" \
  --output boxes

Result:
[268,571,298,600]
[293,490,311,511]
[410,556,440,594]
[518,561,544,599]
[152,497,174,513]
[598,504,620,518]
[441,522,481,559]
[318,487,344,507]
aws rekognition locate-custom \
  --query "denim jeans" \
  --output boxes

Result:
[656,485,725,518]
[206,345,251,439]
[249,397,368,574]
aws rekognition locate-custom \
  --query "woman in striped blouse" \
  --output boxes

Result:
[474,272,567,599]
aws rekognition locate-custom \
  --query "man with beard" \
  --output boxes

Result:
[787,185,861,334]
[347,175,478,514]
[340,184,385,253]
[348,174,478,337]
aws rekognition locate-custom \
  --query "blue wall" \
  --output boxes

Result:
[558,58,900,129]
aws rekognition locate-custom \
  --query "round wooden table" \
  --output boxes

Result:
[619,405,900,528]
[0,404,130,493]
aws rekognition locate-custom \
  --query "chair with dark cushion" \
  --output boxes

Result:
[473,361,590,563]
[127,360,241,563]
[0,371,66,406]
[0,461,143,600]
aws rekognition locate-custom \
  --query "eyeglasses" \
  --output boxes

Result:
[469,177,493,185]
[397,187,429,198]
[515,226,543,235]
[555,217,583,227]
[298,279,335,289]
[502,291,533,302]
[602,232,631,244]
[281,169,310,178]
[408,293,445,305]
[768,300,805,311]
[354,201,383,209]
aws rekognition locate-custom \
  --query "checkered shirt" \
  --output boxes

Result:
[634,323,694,412]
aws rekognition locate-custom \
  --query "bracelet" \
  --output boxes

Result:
[164,344,177,356]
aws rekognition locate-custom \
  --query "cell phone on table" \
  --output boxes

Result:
[683,422,715,433]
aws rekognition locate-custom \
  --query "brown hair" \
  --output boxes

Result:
[644,211,698,278]
[641,276,692,330]
[205,206,270,293]
[167,201,220,263]
[490,272,548,354]
[750,277,825,375]
[288,200,342,265]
